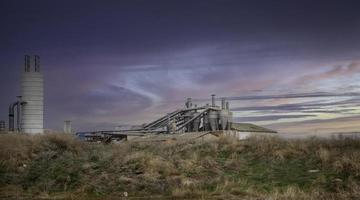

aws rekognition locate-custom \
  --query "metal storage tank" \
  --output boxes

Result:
[209,110,219,131]
[21,55,44,134]
[220,110,228,130]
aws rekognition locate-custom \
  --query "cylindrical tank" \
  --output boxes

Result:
[0,120,5,132]
[21,55,44,134]
[209,110,219,131]
[220,109,228,130]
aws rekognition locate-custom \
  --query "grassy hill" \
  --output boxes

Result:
[0,133,360,199]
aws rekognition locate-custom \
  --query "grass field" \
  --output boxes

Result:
[0,133,360,199]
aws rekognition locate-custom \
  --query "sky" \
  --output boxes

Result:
[1,0,360,133]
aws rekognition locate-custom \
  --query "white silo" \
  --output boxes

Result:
[21,55,44,134]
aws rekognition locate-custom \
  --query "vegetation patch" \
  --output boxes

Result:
[0,133,360,199]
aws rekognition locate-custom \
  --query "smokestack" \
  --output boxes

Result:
[211,94,216,107]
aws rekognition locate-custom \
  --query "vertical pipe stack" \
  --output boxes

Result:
[21,55,44,134]
[211,94,216,107]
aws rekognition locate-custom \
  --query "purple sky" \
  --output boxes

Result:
[1,0,360,133]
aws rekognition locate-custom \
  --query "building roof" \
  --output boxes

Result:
[231,123,277,133]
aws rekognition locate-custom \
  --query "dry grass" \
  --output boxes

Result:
[0,133,360,199]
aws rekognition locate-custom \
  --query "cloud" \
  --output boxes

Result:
[231,95,360,112]
[235,114,316,122]
[267,115,360,134]
[194,92,360,102]
[294,62,360,85]
[226,91,360,127]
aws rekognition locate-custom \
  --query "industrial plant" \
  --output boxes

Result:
[1,56,276,142]
[77,94,276,143]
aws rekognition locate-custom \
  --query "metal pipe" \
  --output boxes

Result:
[8,102,19,132]
[144,106,209,129]
[144,109,183,129]
[211,94,216,107]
